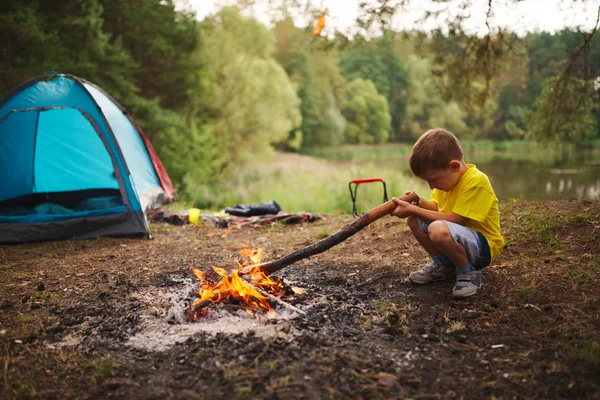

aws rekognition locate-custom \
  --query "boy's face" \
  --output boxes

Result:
[418,160,463,191]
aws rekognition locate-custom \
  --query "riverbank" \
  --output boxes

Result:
[1,200,598,399]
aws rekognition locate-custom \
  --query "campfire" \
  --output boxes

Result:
[188,249,304,320]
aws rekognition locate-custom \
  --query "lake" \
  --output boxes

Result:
[466,146,600,201]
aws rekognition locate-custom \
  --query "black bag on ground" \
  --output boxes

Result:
[224,201,283,217]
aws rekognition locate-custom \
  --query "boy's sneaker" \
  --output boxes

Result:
[408,260,456,284]
[452,269,483,298]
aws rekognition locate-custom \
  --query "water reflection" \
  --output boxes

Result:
[476,158,600,201]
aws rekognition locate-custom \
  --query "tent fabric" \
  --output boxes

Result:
[0,73,175,244]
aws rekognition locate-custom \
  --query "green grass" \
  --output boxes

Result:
[91,356,119,383]
[181,140,600,212]
[186,152,430,214]
[565,339,600,365]
[4,371,37,399]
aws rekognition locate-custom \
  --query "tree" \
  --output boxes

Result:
[272,17,346,149]
[99,0,202,112]
[197,7,301,169]
[357,0,600,142]
[401,56,469,139]
[0,0,135,93]
[526,24,600,141]
[341,78,391,144]
[340,34,408,140]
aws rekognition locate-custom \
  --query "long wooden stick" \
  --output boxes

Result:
[244,195,418,276]
[254,200,397,274]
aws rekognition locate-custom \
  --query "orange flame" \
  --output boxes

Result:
[189,248,286,319]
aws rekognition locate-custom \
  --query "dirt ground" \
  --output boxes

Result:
[1,200,599,400]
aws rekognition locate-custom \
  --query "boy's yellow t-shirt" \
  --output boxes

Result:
[429,164,505,264]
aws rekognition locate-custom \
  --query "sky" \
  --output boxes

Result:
[181,0,599,37]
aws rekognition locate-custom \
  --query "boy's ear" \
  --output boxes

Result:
[449,160,461,171]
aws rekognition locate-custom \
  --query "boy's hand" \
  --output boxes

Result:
[391,197,413,218]
[401,190,420,206]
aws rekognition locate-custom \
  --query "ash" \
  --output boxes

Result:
[126,275,303,351]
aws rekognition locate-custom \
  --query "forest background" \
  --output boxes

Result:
[1,0,598,213]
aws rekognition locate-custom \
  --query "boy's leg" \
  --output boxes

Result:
[407,216,440,257]
[427,221,490,298]
[406,216,456,284]
[427,221,470,268]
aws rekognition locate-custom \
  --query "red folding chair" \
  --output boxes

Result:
[348,178,388,217]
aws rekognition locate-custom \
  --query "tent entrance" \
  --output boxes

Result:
[0,107,126,223]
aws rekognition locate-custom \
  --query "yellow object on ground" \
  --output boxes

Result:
[188,208,201,224]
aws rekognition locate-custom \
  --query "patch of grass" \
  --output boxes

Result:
[565,340,600,365]
[518,284,537,299]
[4,371,37,399]
[371,299,397,318]
[313,227,334,240]
[0,264,18,281]
[35,290,52,299]
[185,152,429,213]
[446,321,466,334]
[91,356,119,383]
[568,265,595,286]
[17,314,34,325]
[569,211,600,225]
[529,217,562,246]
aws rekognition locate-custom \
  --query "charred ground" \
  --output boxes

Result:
[1,200,599,399]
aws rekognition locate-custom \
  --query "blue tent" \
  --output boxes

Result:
[0,74,175,244]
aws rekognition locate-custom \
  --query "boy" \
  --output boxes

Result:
[391,128,504,298]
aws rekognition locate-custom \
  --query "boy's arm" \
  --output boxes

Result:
[391,198,468,225]
[418,198,438,211]
[409,206,468,225]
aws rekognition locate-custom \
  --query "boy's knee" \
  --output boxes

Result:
[428,220,452,243]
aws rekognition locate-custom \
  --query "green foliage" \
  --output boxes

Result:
[340,34,408,140]
[401,56,469,139]
[342,79,391,144]
[272,18,346,150]
[99,0,201,111]
[527,75,598,141]
[0,0,131,91]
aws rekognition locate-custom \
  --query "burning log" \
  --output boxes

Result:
[190,278,304,316]
[251,285,306,316]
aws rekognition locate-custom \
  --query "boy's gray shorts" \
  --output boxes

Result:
[417,218,491,270]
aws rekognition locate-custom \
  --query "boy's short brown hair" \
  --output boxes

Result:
[409,128,464,176]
